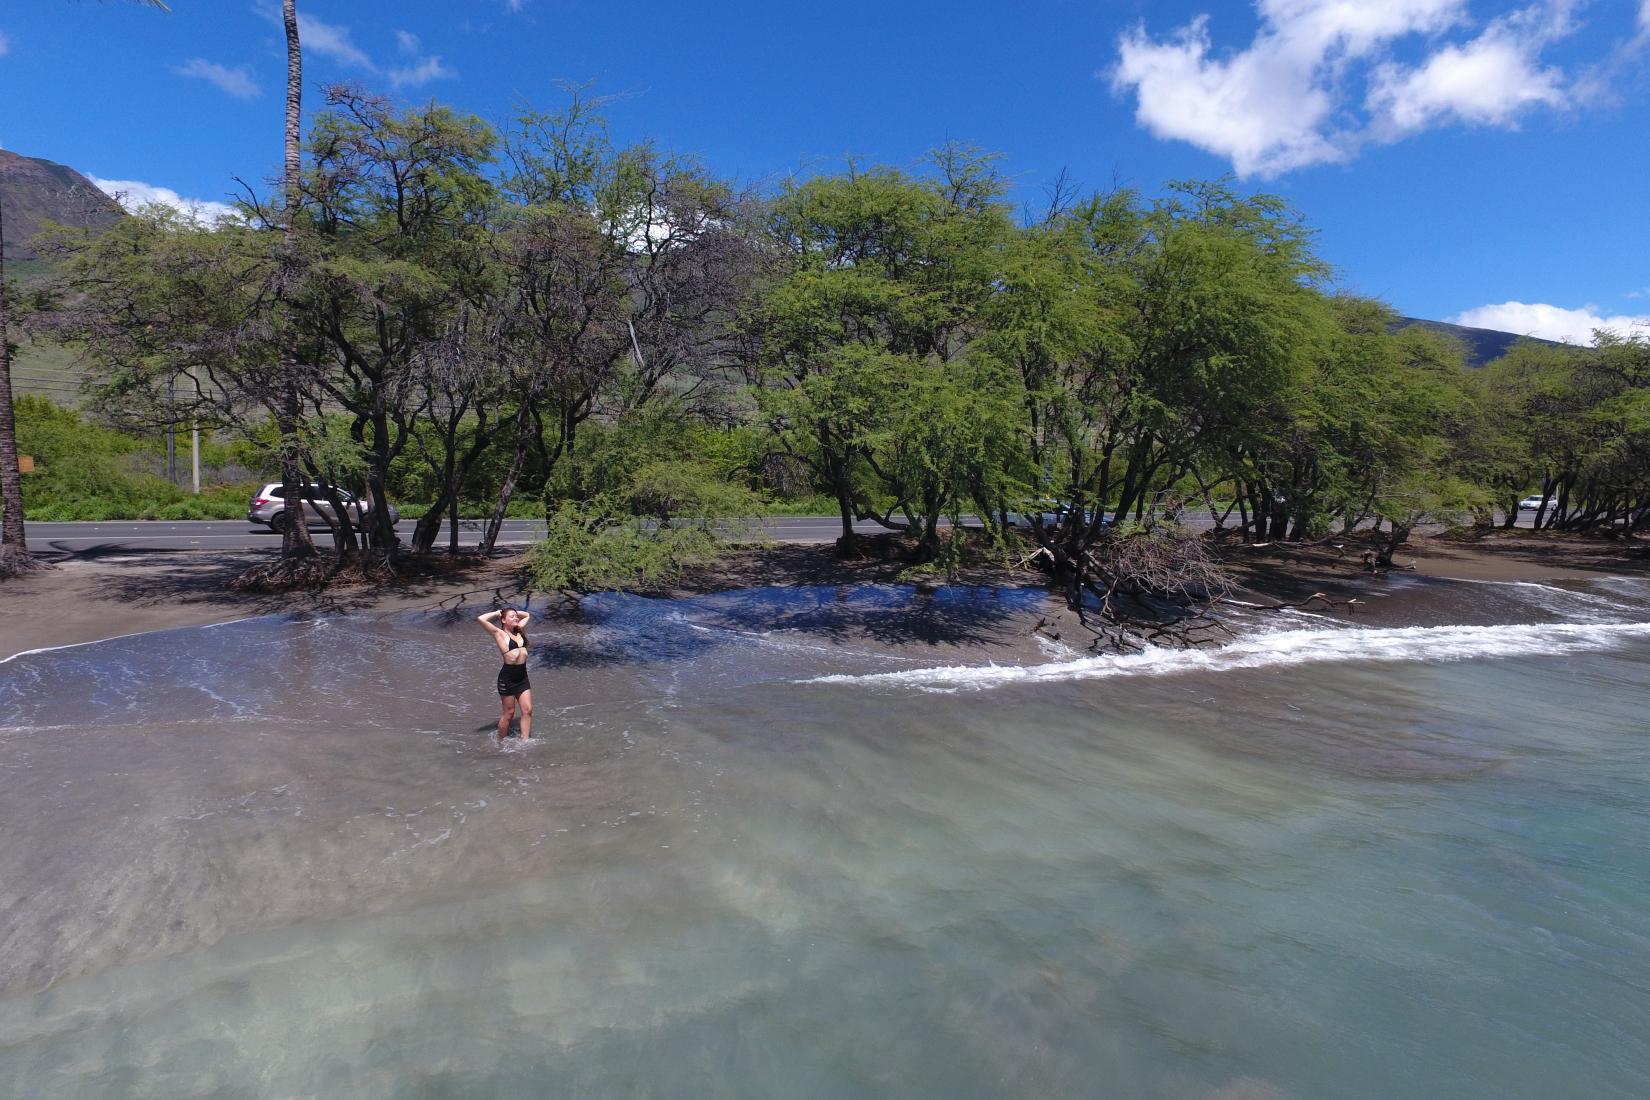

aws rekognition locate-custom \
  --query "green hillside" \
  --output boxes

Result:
[10,339,88,406]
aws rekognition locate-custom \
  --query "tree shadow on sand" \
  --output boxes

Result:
[91,551,532,619]
[520,584,1048,673]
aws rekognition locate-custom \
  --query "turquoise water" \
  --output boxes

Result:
[1,582,1647,1097]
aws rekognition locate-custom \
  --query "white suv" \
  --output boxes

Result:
[247,483,399,532]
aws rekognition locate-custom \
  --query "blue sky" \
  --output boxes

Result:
[2,0,1646,342]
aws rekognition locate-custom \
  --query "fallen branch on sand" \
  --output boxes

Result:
[1245,591,1363,614]
[1360,549,1417,574]
[1013,546,1053,570]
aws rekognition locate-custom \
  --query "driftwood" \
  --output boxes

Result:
[1247,591,1362,614]
[1360,549,1417,574]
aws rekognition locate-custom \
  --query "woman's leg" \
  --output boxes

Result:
[497,694,517,739]
[517,689,533,741]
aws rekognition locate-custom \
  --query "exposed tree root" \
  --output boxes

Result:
[1072,606,1236,653]
[0,545,49,581]
[1041,522,1237,652]
[229,556,347,593]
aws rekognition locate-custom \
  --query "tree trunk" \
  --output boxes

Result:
[449,480,460,555]
[322,485,359,557]
[1376,522,1411,567]
[416,416,492,555]
[365,409,398,563]
[481,439,528,555]
[0,195,35,575]
[834,481,860,558]
[277,385,315,560]
[310,479,359,558]
[276,0,316,562]
[412,481,452,554]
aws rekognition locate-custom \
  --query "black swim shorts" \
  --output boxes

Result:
[497,663,530,697]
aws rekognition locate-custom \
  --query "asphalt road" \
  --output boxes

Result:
[19,511,1536,559]
[20,516,906,557]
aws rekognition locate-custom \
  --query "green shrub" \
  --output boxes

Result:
[528,461,763,592]
[529,505,726,592]
[8,395,260,522]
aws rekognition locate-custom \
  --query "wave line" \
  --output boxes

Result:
[806,621,1650,691]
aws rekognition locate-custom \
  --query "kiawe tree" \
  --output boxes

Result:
[983,182,1326,617]
[289,89,499,565]
[743,147,1017,559]
[478,95,751,554]
[1488,333,1650,534]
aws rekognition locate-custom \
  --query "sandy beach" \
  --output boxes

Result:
[3,529,1646,663]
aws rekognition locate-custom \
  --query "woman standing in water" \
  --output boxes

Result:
[478,608,533,741]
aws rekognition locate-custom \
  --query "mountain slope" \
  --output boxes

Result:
[0,149,125,271]
[1394,316,1561,367]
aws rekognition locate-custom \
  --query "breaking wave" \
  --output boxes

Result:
[808,620,1650,691]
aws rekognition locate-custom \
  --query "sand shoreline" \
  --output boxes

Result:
[1,530,1646,662]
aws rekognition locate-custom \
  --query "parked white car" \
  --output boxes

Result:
[1517,494,1548,511]
[247,483,400,533]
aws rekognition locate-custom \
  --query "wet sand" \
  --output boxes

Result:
[0,551,532,662]
[2,531,1646,662]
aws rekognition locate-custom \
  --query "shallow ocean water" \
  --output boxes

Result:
[2,582,1648,1098]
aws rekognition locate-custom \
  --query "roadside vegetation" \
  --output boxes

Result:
[5,88,1649,640]
[13,395,256,521]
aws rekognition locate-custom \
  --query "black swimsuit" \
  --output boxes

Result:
[496,635,530,697]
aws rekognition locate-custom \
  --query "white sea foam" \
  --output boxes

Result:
[808,620,1650,692]
[0,615,268,665]
[1453,578,1644,622]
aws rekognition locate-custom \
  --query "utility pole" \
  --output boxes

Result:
[166,376,177,484]
[190,377,201,494]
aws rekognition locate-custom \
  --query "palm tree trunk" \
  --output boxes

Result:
[0,196,37,575]
[1,1,174,576]
[276,0,315,560]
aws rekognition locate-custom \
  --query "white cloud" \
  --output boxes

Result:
[1449,301,1650,345]
[506,0,527,12]
[388,54,456,89]
[1367,5,1573,134]
[385,27,454,89]
[300,12,374,69]
[90,176,241,225]
[1112,0,1593,177]
[173,58,261,100]
[0,31,11,58]
[255,5,375,70]
[1113,14,1344,177]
